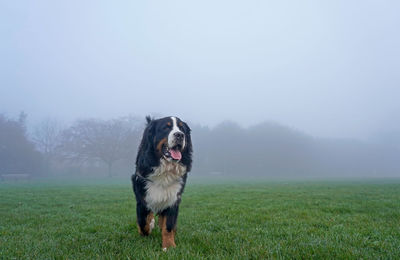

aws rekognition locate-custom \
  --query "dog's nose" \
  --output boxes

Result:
[174,132,184,140]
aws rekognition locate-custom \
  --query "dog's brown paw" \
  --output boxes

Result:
[161,232,176,251]
[162,242,176,252]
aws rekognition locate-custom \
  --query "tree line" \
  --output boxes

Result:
[1,113,399,178]
[0,113,143,177]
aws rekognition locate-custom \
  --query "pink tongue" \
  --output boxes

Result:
[169,149,182,160]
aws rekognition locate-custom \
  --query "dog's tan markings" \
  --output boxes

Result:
[167,122,171,126]
[178,122,183,127]
[138,212,154,236]
[158,215,176,250]
[156,138,167,153]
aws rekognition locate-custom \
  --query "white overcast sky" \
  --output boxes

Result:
[1,0,399,139]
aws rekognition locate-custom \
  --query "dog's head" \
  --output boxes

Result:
[148,116,190,162]
[136,116,192,174]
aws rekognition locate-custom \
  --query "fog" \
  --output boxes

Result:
[1,1,399,179]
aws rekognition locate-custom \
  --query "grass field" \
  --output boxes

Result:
[1,179,400,259]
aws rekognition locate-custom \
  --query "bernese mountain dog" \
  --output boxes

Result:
[131,116,192,251]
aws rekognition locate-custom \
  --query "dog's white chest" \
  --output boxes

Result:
[145,160,187,213]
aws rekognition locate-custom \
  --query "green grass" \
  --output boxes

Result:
[1,179,400,259]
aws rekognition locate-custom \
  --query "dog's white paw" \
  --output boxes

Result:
[149,218,155,231]
[162,247,167,252]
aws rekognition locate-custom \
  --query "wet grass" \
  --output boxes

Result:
[1,179,400,259]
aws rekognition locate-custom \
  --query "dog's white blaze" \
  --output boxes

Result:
[145,159,187,213]
[168,116,185,150]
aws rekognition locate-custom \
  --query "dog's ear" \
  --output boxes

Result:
[142,116,155,146]
[181,122,193,172]
[181,121,191,133]
[145,115,153,125]
[136,117,158,174]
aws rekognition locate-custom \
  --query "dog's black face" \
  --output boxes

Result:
[136,116,193,175]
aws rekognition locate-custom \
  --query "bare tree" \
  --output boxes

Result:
[59,116,141,177]
[32,118,63,174]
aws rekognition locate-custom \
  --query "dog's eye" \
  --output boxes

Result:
[164,124,171,130]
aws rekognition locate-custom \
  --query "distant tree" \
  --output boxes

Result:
[32,118,63,174]
[191,119,400,177]
[0,112,43,176]
[58,116,142,177]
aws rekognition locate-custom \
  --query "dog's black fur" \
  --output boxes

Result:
[131,116,192,243]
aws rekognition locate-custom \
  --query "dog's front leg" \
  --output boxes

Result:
[136,203,154,236]
[159,205,179,251]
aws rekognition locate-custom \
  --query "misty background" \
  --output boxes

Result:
[1,1,399,179]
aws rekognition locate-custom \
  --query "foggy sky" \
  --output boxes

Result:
[1,0,399,139]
